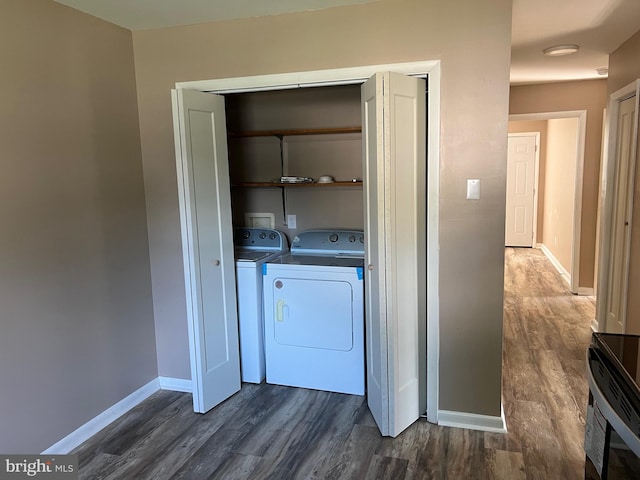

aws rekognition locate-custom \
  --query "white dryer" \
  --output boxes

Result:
[263,229,365,395]
[234,228,287,384]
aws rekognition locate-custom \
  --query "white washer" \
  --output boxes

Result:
[263,229,365,395]
[234,228,287,384]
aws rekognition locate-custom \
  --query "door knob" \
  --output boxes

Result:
[212,259,220,266]
[368,264,374,271]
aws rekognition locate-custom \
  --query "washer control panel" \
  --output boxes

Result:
[234,228,287,251]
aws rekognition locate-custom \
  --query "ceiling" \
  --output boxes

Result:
[511,0,640,84]
[53,0,640,85]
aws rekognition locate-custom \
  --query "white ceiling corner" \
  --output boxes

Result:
[52,0,640,85]
[52,0,382,31]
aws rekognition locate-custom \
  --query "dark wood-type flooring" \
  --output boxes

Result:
[74,248,597,479]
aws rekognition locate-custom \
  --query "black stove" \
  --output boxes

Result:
[586,333,640,479]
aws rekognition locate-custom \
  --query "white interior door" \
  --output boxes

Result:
[505,134,537,247]
[172,88,241,412]
[606,95,637,333]
[362,72,426,437]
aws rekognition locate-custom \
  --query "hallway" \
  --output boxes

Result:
[502,247,595,479]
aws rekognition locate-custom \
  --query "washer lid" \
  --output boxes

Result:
[235,250,278,262]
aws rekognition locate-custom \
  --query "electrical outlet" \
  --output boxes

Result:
[287,214,297,229]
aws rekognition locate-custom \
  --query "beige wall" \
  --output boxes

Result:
[608,29,640,95]
[510,80,608,290]
[0,0,156,453]
[133,0,512,417]
[508,120,548,237]
[608,28,640,334]
[542,118,579,272]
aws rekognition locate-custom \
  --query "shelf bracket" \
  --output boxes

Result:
[281,186,288,227]
[276,134,288,226]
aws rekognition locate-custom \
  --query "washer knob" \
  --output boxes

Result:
[349,235,356,243]
[269,232,276,240]
[259,232,267,239]
[241,230,250,239]
[329,233,339,243]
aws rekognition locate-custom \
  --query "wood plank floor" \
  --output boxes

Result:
[73,247,596,479]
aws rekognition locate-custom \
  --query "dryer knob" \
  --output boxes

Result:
[269,233,277,240]
[329,233,339,243]
[259,232,267,239]
[241,230,250,239]
[349,235,356,243]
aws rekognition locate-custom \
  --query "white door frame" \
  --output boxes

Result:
[596,79,640,332]
[175,60,441,423]
[506,132,541,247]
[509,111,587,295]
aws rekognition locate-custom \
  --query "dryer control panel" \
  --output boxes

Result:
[291,230,365,256]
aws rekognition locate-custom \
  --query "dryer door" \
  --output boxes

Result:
[274,278,354,351]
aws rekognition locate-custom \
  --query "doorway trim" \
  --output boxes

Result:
[175,60,441,423]
[596,79,640,333]
[509,111,587,295]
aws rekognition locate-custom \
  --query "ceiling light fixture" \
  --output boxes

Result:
[543,44,580,56]
[596,67,608,76]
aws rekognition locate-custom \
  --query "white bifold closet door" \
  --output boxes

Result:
[605,94,638,334]
[171,88,241,413]
[361,72,427,437]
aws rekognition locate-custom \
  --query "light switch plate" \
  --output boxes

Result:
[466,179,480,200]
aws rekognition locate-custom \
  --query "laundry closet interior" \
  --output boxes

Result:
[227,84,366,393]
[226,84,364,235]
[173,69,430,437]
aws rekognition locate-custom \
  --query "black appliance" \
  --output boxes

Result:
[585,333,640,479]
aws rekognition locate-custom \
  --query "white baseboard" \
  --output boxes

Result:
[42,378,160,454]
[438,406,507,434]
[578,287,595,296]
[42,376,193,454]
[591,319,600,332]
[538,244,571,287]
[159,376,192,393]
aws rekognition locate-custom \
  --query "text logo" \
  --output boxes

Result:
[0,455,78,479]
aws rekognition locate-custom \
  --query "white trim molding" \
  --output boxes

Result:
[175,61,439,93]
[42,379,160,454]
[42,377,194,454]
[438,407,507,434]
[159,376,193,393]
[538,244,571,288]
